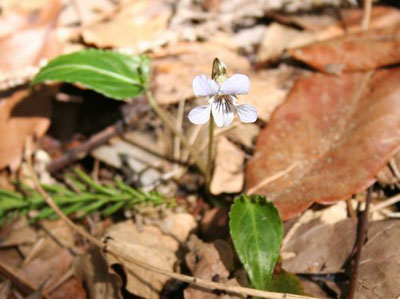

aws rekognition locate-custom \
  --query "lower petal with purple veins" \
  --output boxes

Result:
[236,104,258,123]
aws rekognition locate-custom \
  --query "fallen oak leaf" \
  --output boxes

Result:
[246,68,400,220]
[290,24,400,74]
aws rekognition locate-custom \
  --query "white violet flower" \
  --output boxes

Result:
[188,73,258,127]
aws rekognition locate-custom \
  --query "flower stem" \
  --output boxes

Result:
[145,89,207,175]
[206,115,215,187]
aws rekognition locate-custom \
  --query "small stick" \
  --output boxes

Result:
[348,186,372,299]
[361,0,372,31]
[0,260,52,299]
[370,193,400,213]
[173,100,185,172]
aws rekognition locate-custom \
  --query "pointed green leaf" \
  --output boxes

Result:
[32,49,150,100]
[229,194,283,290]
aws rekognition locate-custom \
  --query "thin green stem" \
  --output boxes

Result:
[206,115,215,187]
[145,89,206,174]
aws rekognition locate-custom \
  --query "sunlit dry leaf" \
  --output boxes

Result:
[0,0,62,74]
[0,86,56,169]
[210,137,244,195]
[103,213,196,298]
[246,68,400,220]
[290,24,400,73]
[257,23,315,64]
[82,0,171,50]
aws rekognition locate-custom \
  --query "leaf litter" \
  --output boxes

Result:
[1,0,400,298]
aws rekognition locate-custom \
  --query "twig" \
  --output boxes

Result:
[0,260,52,299]
[348,186,372,299]
[28,158,315,299]
[173,100,185,172]
[247,162,299,195]
[47,101,149,173]
[370,193,400,213]
[205,115,215,187]
[361,0,372,31]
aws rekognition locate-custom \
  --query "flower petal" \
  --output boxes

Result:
[193,75,219,97]
[188,105,211,124]
[211,100,235,127]
[236,104,258,123]
[219,74,250,95]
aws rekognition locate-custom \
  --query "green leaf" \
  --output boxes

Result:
[229,194,283,290]
[32,49,150,100]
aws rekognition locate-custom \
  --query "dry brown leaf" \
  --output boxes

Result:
[103,213,196,298]
[82,0,171,50]
[0,86,56,170]
[340,6,400,32]
[355,220,400,298]
[0,220,84,297]
[290,24,400,74]
[210,137,244,195]
[257,23,315,64]
[246,68,400,220]
[74,247,122,299]
[281,218,357,274]
[184,235,244,299]
[272,6,400,33]
[0,0,62,74]
[71,0,115,25]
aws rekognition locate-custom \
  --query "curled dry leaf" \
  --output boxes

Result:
[0,220,85,297]
[184,235,244,299]
[0,86,56,170]
[210,137,245,195]
[103,213,196,299]
[290,24,400,74]
[246,68,400,220]
[74,247,122,299]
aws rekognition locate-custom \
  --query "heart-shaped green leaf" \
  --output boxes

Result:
[229,194,283,290]
[32,49,150,100]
